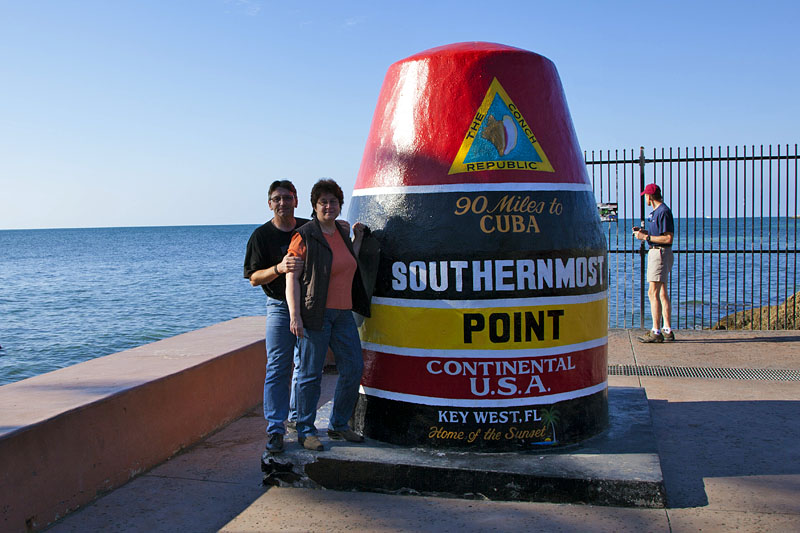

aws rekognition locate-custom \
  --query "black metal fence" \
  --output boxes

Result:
[587,145,799,330]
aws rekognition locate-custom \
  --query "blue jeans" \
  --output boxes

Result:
[288,349,299,423]
[264,297,298,435]
[295,309,364,438]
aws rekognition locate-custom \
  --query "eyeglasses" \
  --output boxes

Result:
[316,198,340,207]
[269,194,295,203]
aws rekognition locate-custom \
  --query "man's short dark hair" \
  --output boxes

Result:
[268,180,297,199]
[310,179,344,217]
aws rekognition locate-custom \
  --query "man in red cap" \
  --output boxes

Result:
[633,183,675,342]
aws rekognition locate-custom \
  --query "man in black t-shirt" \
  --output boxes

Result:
[244,180,308,453]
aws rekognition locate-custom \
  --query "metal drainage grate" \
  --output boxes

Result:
[608,365,800,381]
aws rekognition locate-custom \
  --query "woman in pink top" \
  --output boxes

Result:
[286,179,370,451]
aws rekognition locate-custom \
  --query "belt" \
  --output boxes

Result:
[649,245,672,249]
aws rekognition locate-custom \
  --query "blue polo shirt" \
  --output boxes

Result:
[647,203,674,248]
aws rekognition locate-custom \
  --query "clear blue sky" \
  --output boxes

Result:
[1,0,798,229]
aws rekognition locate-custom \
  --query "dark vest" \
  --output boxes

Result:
[295,218,371,330]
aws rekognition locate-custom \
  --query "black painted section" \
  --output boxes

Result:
[349,191,608,300]
[353,389,608,451]
[348,190,606,256]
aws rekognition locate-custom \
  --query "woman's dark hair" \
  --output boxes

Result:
[268,179,297,198]
[310,179,344,218]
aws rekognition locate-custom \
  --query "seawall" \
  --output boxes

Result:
[0,316,266,532]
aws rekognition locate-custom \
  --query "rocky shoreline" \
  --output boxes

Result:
[712,290,800,330]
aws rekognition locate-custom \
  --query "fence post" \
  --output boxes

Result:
[639,146,646,328]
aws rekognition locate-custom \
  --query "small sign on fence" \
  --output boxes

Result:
[597,202,618,222]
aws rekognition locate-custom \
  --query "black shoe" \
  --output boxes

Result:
[327,428,365,443]
[265,432,284,454]
[637,330,664,343]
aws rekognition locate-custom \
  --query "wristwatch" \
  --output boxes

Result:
[646,235,651,243]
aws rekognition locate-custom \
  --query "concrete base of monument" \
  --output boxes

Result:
[260,386,665,508]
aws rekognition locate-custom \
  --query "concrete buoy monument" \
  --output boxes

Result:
[348,42,608,451]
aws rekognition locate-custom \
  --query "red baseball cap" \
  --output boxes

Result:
[641,183,660,196]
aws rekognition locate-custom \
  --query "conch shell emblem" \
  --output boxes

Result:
[481,114,518,156]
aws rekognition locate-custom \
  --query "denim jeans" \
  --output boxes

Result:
[295,309,364,438]
[288,349,299,423]
[264,297,298,435]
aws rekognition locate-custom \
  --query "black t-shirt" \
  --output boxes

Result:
[244,218,308,300]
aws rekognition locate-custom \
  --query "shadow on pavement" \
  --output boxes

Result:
[649,398,800,508]
[673,335,800,344]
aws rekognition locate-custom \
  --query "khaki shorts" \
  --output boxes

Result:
[647,247,674,283]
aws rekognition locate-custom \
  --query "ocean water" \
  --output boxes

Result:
[1,220,797,386]
[0,225,265,386]
[604,217,799,329]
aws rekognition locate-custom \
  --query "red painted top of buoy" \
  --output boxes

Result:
[354,42,588,190]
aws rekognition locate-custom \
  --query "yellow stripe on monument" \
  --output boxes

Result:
[360,298,607,351]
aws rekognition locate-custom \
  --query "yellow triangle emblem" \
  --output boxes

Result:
[449,78,554,175]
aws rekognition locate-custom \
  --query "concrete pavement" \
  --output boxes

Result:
[46,329,800,532]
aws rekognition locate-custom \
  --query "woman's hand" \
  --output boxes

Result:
[352,222,366,256]
[290,315,304,339]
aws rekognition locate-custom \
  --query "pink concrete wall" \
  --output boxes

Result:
[0,317,266,532]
